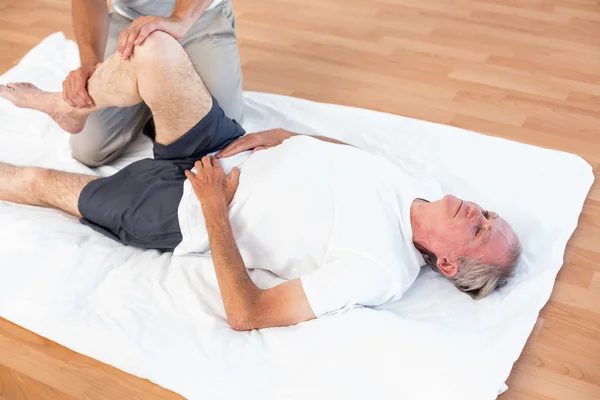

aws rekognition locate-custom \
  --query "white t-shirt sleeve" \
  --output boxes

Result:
[300,251,399,318]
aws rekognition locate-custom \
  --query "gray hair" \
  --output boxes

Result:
[423,239,522,300]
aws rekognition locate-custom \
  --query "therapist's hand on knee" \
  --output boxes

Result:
[185,156,240,208]
[118,16,192,60]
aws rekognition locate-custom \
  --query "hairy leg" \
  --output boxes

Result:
[133,32,213,145]
[0,32,213,144]
[0,163,97,217]
[0,55,142,134]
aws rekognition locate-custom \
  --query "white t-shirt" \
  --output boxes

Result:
[175,136,443,317]
[112,0,222,20]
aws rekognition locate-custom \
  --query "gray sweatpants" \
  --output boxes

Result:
[70,0,244,167]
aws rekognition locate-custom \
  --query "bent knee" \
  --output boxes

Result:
[133,31,184,64]
[70,136,112,167]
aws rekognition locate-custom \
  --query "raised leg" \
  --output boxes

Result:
[70,12,151,167]
[0,32,213,146]
[0,162,97,217]
[132,32,213,145]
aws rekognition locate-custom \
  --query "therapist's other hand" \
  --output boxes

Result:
[216,129,295,158]
[185,156,240,207]
[62,64,100,108]
[118,16,192,60]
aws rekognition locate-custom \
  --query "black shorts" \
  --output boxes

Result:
[78,98,244,251]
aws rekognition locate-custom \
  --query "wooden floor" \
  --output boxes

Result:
[1,0,599,398]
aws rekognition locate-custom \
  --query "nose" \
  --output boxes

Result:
[469,205,489,225]
[467,204,486,221]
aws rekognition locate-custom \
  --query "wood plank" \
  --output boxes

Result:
[0,364,77,400]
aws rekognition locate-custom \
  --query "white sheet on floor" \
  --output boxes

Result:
[0,33,594,400]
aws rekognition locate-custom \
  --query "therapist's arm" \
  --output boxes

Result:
[117,0,214,60]
[216,128,350,158]
[64,0,109,107]
[184,156,316,331]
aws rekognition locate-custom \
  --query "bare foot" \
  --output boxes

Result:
[0,83,89,134]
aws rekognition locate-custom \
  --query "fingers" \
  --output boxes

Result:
[184,170,195,180]
[216,135,256,158]
[63,69,92,108]
[119,18,159,60]
[134,25,154,46]
[118,26,138,59]
[192,157,222,175]
[62,79,75,107]
[215,143,234,158]
[122,27,141,60]
[73,72,94,107]
[252,146,268,154]
[118,30,127,58]
[201,156,212,170]
[229,167,241,187]
[215,141,240,158]
[210,156,225,173]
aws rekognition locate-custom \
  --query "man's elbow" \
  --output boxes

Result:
[227,315,256,331]
[229,320,254,331]
[226,306,259,331]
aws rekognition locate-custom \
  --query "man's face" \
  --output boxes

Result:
[423,195,517,273]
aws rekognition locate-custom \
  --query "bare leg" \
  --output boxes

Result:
[0,162,97,218]
[0,32,213,215]
[0,32,213,144]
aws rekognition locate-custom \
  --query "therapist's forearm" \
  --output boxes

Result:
[170,0,214,25]
[72,0,109,66]
[202,198,263,329]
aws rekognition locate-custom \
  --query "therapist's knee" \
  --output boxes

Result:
[70,134,113,167]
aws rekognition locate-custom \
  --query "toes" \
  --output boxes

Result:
[9,82,38,90]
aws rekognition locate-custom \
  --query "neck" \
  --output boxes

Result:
[410,199,431,254]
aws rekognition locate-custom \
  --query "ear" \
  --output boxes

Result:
[437,257,458,277]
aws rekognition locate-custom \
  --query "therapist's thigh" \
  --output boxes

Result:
[180,1,245,124]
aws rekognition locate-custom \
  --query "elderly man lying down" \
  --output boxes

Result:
[0,32,521,331]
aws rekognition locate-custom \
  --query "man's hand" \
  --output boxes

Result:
[184,156,240,207]
[62,64,100,108]
[216,129,295,158]
[118,16,192,60]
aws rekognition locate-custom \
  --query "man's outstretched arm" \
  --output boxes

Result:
[185,156,316,331]
[216,128,350,159]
